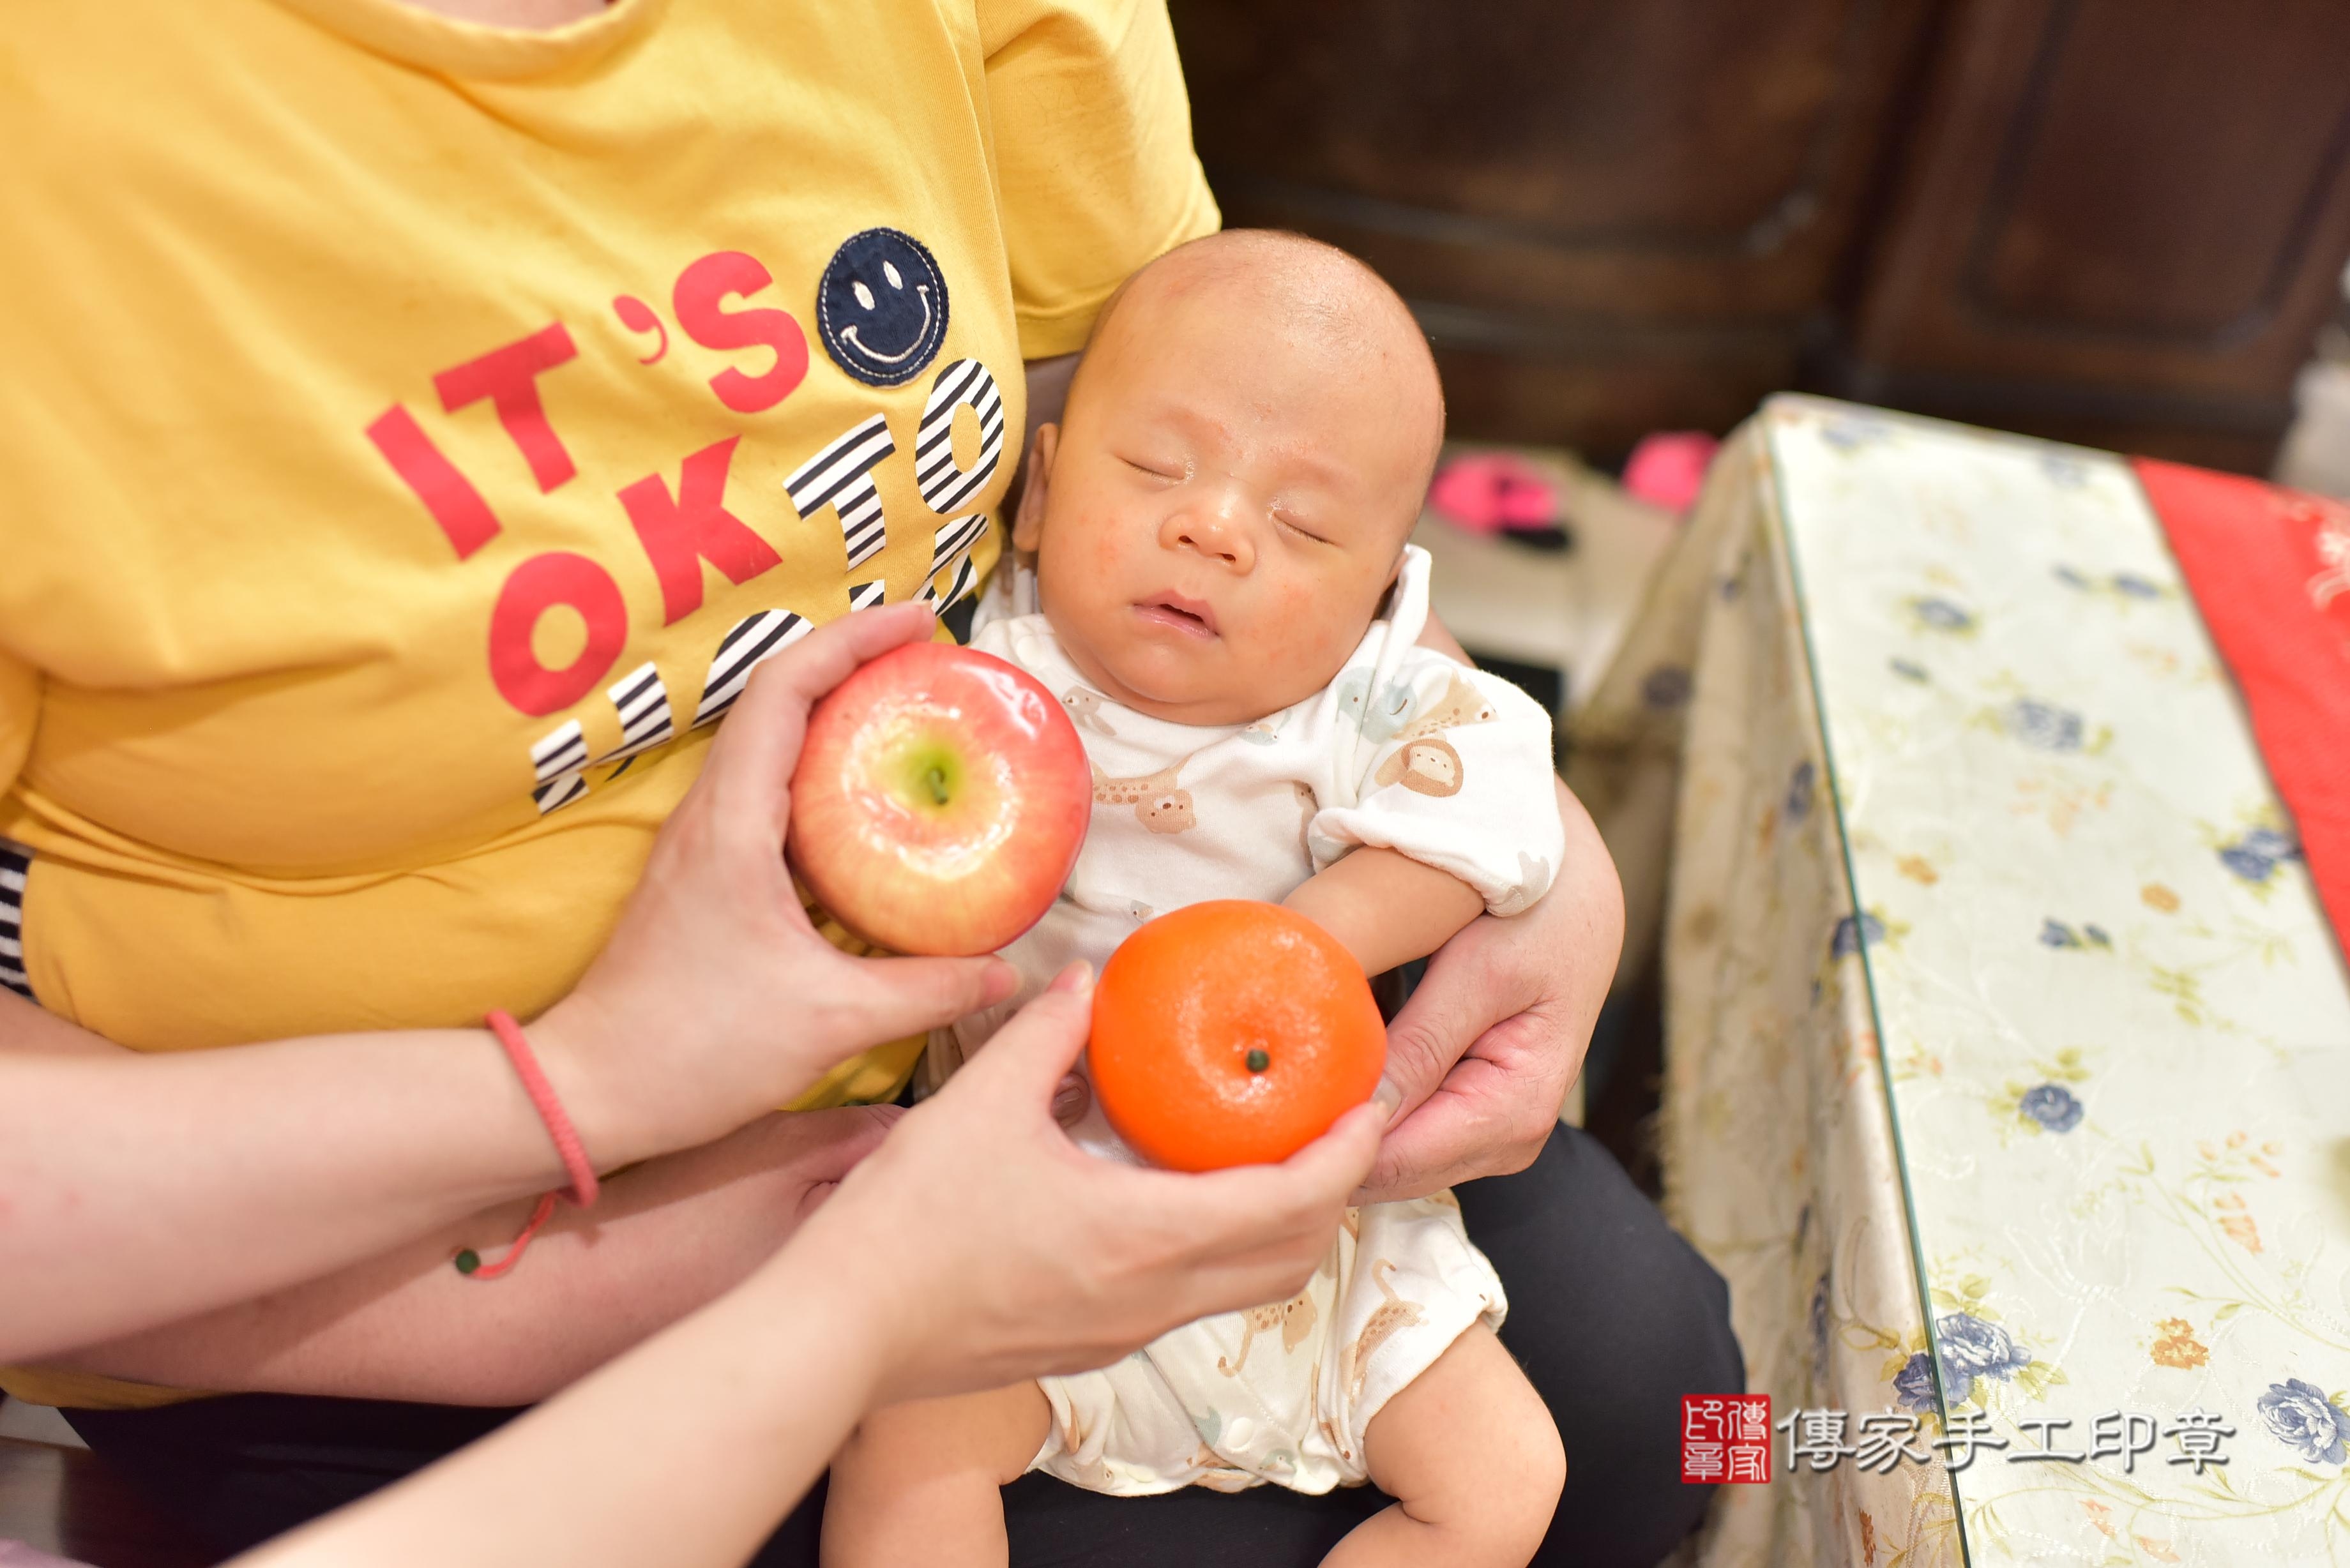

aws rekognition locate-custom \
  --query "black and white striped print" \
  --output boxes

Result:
[930,553,981,610]
[917,513,988,611]
[602,661,676,762]
[785,414,896,572]
[524,665,677,814]
[913,359,1003,518]
[529,720,591,815]
[0,842,29,999]
[927,513,988,578]
[526,603,835,817]
[520,372,1006,817]
[694,608,812,727]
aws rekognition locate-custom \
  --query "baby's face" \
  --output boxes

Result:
[1015,266,1438,728]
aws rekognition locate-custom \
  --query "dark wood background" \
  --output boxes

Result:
[1169,0,2350,473]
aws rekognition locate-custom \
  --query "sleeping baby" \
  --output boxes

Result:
[822,230,1570,1568]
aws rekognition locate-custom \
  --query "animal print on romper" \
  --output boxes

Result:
[1334,672,1423,741]
[1217,1288,1319,1376]
[1092,757,1197,834]
[1371,672,1499,797]
[1061,687,1116,735]
[1375,736,1464,796]
[1409,672,1499,736]
[1346,1259,1427,1406]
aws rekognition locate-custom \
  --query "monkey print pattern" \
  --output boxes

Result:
[1093,758,1196,834]
[1376,736,1464,797]
[1061,688,1116,735]
[1346,1259,1427,1406]
[1372,672,1497,797]
[1217,1288,1319,1376]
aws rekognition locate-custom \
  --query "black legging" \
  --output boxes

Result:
[71,1127,1741,1567]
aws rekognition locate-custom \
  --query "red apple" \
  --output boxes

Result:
[789,640,1091,956]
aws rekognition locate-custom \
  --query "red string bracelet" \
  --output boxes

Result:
[457,1191,559,1281]
[454,1009,601,1281]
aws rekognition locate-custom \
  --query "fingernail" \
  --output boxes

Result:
[980,960,1019,1007]
[1372,1077,1403,1119]
[1051,1074,1091,1127]
[1049,960,1094,997]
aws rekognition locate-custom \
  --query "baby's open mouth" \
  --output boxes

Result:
[1133,593,1218,638]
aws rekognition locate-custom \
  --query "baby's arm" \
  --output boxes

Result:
[1295,654,1564,979]
[1282,849,1483,979]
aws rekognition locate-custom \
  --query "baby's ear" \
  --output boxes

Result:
[1011,423,1059,554]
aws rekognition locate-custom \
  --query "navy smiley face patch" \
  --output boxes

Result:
[816,229,950,387]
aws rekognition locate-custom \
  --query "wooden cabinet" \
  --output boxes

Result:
[1169,0,2350,471]
[1832,0,2350,471]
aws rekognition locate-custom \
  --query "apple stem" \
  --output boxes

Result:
[924,765,950,806]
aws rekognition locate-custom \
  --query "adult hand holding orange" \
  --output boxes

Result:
[804,960,1386,1405]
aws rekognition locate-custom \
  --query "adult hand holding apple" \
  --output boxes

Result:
[542,603,1022,1168]
[788,641,1091,956]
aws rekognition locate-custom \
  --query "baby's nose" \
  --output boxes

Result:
[1161,509,1254,571]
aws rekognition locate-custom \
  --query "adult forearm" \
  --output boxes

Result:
[231,966,1386,1568]
[4,608,1005,1375]
[234,1243,885,1568]
[0,1010,623,1364]
[1546,776,1625,1043]
[45,1109,885,1405]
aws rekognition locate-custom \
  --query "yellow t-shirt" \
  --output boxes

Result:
[0,0,1215,1408]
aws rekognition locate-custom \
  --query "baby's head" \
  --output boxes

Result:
[1012,230,1444,727]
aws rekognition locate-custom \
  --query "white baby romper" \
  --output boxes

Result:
[939,543,1566,1497]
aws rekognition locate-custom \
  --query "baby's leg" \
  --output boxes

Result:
[821,1380,1050,1568]
[1325,1324,1566,1568]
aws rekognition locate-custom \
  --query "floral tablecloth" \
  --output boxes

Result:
[1570,396,2350,1567]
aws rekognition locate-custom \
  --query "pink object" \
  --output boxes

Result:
[1426,452,1562,535]
[1622,432,1720,515]
[0,1542,93,1568]
[486,1009,600,1208]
